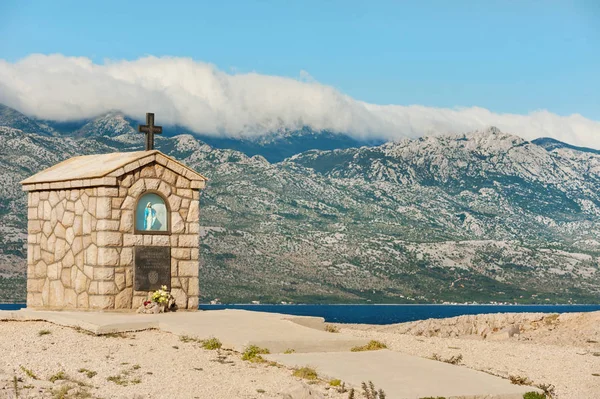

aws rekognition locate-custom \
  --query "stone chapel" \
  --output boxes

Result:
[21,149,206,311]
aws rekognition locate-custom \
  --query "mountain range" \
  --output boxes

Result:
[0,104,599,304]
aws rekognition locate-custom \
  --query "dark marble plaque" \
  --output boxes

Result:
[134,246,171,291]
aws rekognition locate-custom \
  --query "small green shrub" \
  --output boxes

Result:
[256,388,266,393]
[329,379,342,386]
[284,348,295,354]
[293,367,318,380]
[350,340,387,352]
[242,345,270,362]
[38,329,51,336]
[523,392,546,399]
[201,337,222,350]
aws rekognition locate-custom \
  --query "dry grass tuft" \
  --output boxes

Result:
[325,324,340,333]
[350,340,387,352]
[292,367,318,380]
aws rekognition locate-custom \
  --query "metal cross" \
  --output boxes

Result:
[138,113,163,151]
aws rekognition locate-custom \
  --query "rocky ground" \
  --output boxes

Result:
[335,311,600,399]
[1,312,599,398]
[0,321,347,399]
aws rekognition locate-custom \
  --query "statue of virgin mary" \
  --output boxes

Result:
[144,202,157,230]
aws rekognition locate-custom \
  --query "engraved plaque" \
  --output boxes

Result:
[134,246,171,291]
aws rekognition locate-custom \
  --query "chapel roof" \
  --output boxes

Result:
[21,150,207,191]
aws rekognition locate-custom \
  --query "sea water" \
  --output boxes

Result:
[3,303,598,324]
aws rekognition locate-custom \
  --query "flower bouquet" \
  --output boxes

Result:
[151,285,171,308]
[137,285,175,314]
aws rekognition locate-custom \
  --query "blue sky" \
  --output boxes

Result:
[0,1,599,148]
[1,0,598,119]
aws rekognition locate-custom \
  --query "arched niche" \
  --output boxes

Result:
[134,191,171,234]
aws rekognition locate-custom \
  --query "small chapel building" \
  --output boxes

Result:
[21,149,206,311]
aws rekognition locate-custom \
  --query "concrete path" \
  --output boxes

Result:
[0,309,541,398]
[267,350,537,399]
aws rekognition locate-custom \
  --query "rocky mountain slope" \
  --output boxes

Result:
[0,105,599,304]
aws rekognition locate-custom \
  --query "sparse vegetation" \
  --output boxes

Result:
[329,379,342,386]
[430,353,463,365]
[106,375,128,386]
[536,383,555,398]
[51,384,93,399]
[12,375,19,398]
[179,335,199,343]
[523,392,546,399]
[77,368,97,379]
[509,375,532,385]
[20,365,38,380]
[350,340,387,352]
[242,345,270,363]
[38,329,51,336]
[72,327,95,336]
[292,367,318,380]
[284,348,295,354]
[201,337,222,350]
[211,350,235,365]
[543,314,559,325]
[51,385,70,399]
[49,371,67,383]
[179,335,222,350]
[351,381,385,399]
[325,324,340,333]
[102,332,128,339]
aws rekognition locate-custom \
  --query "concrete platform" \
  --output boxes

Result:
[0,309,541,398]
[267,350,539,399]
[0,308,369,353]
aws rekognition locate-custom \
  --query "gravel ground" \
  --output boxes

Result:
[335,311,600,399]
[0,321,347,399]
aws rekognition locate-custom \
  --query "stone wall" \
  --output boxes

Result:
[26,161,200,310]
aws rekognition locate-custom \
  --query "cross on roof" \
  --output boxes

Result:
[138,113,163,151]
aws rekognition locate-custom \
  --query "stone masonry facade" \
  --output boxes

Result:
[24,152,203,310]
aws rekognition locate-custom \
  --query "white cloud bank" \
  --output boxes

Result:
[0,54,599,148]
